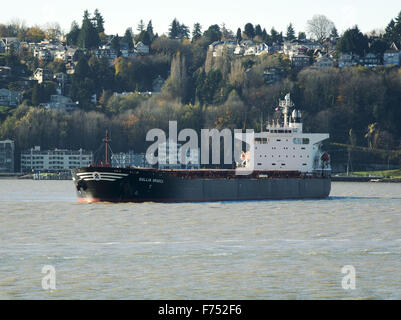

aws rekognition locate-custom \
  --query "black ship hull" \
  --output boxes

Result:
[72,167,331,203]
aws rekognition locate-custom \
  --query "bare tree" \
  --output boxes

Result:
[306,14,335,42]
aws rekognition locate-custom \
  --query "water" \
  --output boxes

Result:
[0,180,400,299]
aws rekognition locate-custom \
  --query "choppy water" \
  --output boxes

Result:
[0,180,400,299]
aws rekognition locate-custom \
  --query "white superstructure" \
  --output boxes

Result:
[242,93,330,173]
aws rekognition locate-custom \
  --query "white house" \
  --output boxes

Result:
[40,95,77,112]
[135,41,149,55]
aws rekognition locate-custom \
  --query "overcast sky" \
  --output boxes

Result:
[3,0,400,36]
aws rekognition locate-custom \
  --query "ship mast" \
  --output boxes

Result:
[279,93,294,127]
[103,130,111,166]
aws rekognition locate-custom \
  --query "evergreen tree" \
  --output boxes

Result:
[255,24,263,37]
[146,20,154,38]
[66,21,80,45]
[74,56,91,81]
[262,28,269,42]
[278,32,284,44]
[192,23,202,42]
[203,24,222,43]
[178,23,190,39]
[137,19,145,33]
[384,19,397,44]
[236,28,242,42]
[330,26,339,38]
[111,34,121,55]
[136,30,151,45]
[122,28,133,50]
[270,27,279,43]
[169,18,179,39]
[384,12,401,44]
[93,9,105,33]
[336,26,369,56]
[244,23,255,39]
[77,10,100,49]
[286,23,296,40]
[298,31,306,40]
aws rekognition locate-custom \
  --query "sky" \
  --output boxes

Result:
[2,0,401,36]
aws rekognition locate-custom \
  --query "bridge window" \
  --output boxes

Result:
[293,138,310,145]
[255,138,269,144]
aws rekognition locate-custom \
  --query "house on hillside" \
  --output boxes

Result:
[32,68,52,84]
[384,43,401,66]
[0,88,21,107]
[291,54,311,69]
[0,37,20,54]
[0,66,11,79]
[135,42,149,55]
[40,95,77,112]
[312,55,334,70]
[209,40,237,57]
[338,53,360,68]
[263,67,285,85]
[360,53,380,68]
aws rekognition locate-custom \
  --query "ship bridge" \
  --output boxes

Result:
[241,93,330,173]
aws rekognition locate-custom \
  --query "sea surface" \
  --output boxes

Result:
[0,180,400,299]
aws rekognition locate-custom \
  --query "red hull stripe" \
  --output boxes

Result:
[77,196,326,203]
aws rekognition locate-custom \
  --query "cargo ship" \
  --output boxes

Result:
[72,94,331,203]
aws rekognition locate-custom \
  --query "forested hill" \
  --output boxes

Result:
[0,10,401,168]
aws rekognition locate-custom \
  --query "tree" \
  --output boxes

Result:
[137,19,145,33]
[203,24,222,43]
[111,34,121,55]
[221,23,234,40]
[255,24,263,38]
[384,12,401,44]
[45,22,61,40]
[330,26,339,38]
[369,38,388,56]
[286,23,296,41]
[192,23,202,42]
[336,26,368,56]
[244,23,255,39]
[298,31,306,40]
[77,10,100,49]
[26,26,45,43]
[122,28,134,50]
[262,28,269,42]
[136,30,151,46]
[306,14,335,42]
[93,9,105,33]
[169,18,179,39]
[146,20,154,38]
[270,27,279,43]
[178,23,190,39]
[365,123,378,149]
[236,28,242,42]
[66,21,80,45]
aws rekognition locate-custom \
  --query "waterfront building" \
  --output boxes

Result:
[0,139,15,173]
[20,146,92,172]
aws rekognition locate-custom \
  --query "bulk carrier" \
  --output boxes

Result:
[72,94,331,203]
